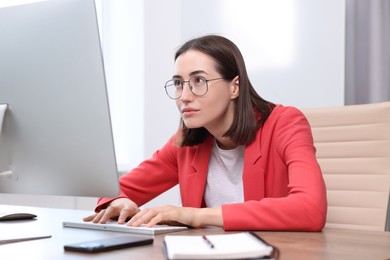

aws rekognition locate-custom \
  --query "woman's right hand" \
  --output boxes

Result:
[83,198,141,224]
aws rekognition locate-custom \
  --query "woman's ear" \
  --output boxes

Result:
[231,76,240,99]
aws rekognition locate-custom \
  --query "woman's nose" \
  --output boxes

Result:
[179,83,193,101]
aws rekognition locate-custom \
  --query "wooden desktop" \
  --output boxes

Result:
[0,204,389,259]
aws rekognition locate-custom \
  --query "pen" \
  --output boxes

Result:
[202,235,215,249]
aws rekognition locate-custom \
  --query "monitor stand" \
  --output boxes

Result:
[0,104,14,178]
[0,104,6,135]
[0,104,36,220]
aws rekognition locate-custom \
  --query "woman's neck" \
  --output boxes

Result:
[215,137,238,150]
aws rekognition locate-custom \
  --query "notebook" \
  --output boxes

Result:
[63,220,188,235]
[163,232,277,259]
[0,233,51,244]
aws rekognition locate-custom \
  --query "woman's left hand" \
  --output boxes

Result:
[126,205,223,228]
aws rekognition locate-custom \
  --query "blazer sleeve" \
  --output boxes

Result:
[222,107,327,231]
[95,136,179,212]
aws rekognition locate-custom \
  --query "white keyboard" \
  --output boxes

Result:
[63,220,188,235]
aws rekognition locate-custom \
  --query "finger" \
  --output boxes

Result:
[99,207,118,223]
[92,210,106,223]
[145,214,163,227]
[130,208,164,227]
[83,213,97,222]
[143,206,179,227]
[117,207,136,224]
[127,208,149,226]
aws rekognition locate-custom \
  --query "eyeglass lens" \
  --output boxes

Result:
[164,76,209,99]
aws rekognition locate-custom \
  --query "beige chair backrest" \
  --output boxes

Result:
[302,102,390,231]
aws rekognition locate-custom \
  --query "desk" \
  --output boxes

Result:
[1,205,389,260]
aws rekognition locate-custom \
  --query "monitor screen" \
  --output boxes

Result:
[0,0,120,197]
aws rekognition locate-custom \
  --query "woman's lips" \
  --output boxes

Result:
[181,107,199,117]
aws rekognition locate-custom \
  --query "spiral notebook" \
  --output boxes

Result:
[163,232,278,259]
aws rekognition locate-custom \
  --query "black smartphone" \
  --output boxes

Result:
[64,236,153,253]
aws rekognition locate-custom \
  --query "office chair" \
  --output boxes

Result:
[302,102,390,231]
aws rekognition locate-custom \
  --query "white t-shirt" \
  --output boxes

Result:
[204,140,245,208]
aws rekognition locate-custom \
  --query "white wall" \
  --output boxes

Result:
[141,0,183,207]
[179,0,345,109]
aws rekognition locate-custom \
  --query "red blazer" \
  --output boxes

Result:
[97,105,327,231]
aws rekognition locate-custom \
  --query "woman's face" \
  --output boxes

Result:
[174,50,239,137]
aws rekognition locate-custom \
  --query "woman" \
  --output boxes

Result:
[84,35,327,231]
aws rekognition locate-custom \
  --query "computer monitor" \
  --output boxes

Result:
[0,0,120,197]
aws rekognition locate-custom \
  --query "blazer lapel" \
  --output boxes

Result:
[243,129,265,201]
[185,137,212,207]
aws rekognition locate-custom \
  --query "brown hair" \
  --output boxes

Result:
[175,35,275,147]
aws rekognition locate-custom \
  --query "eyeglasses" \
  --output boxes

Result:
[164,76,224,100]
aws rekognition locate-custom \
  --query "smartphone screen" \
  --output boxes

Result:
[64,236,153,253]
